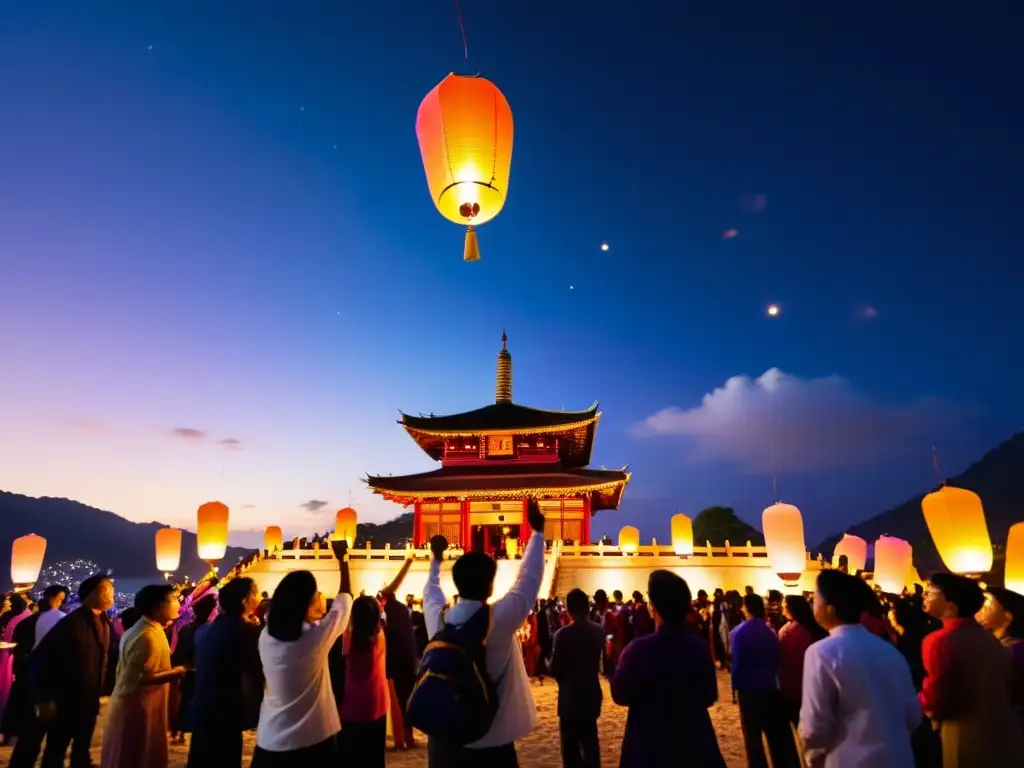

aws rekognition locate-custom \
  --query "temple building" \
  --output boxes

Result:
[366,333,630,554]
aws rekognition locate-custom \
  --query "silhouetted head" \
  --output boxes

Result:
[593,590,608,609]
[267,570,320,642]
[613,590,624,604]
[566,589,589,619]
[135,584,179,626]
[814,570,867,630]
[926,572,984,621]
[350,595,382,651]
[8,594,27,615]
[218,577,259,618]
[41,584,68,611]
[980,587,1024,640]
[742,593,766,620]
[647,570,692,629]
[78,574,115,613]
[192,594,217,625]
[632,590,644,604]
[452,551,497,602]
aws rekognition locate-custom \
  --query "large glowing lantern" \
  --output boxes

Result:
[264,526,283,552]
[10,534,47,586]
[671,514,694,556]
[334,507,358,547]
[196,501,230,562]
[1005,522,1024,595]
[154,528,182,573]
[832,533,868,573]
[874,535,913,595]
[416,73,514,262]
[921,485,992,574]
[762,503,806,586]
[618,526,640,554]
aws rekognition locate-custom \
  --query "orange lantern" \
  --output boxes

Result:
[264,525,283,552]
[1005,522,1024,595]
[196,501,230,562]
[618,525,640,554]
[671,513,694,556]
[154,528,182,573]
[416,73,514,262]
[10,534,47,586]
[921,485,992,574]
[874,535,913,595]
[334,507,358,547]
[832,533,868,573]
[762,503,806,586]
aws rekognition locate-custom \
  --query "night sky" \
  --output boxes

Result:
[1,3,1020,550]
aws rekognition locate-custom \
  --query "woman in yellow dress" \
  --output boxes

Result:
[101,584,187,768]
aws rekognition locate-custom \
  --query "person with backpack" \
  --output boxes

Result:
[409,499,546,768]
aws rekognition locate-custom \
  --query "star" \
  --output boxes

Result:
[600,242,610,252]
[767,304,780,317]
[300,106,305,112]
[569,285,575,291]
[147,45,153,51]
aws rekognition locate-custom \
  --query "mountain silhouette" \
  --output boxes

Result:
[815,431,1024,574]
[0,491,253,587]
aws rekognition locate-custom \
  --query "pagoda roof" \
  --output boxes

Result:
[399,402,601,466]
[365,463,630,512]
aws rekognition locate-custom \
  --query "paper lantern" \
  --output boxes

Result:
[922,485,992,574]
[505,537,518,560]
[671,514,694,556]
[416,73,514,262]
[196,501,230,562]
[264,526,283,552]
[874,535,913,595]
[618,526,640,554]
[832,533,868,573]
[10,534,47,585]
[762,503,806,586]
[154,528,182,573]
[1005,522,1024,595]
[334,507,358,547]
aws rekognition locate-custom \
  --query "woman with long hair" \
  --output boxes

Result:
[252,539,352,768]
[339,596,389,766]
[778,594,827,724]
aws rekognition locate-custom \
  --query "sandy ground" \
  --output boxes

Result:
[0,671,748,766]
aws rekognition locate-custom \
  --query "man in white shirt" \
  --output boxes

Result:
[799,570,921,768]
[424,500,546,767]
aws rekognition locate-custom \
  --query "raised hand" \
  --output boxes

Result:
[430,535,448,561]
[331,538,349,560]
[527,498,545,533]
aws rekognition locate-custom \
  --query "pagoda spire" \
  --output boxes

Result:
[496,329,512,403]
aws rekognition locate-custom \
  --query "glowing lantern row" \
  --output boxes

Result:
[416,73,514,262]
[11,534,47,586]
[762,503,806,586]
[154,528,182,573]
[832,533,868,573]
[618,526,640,554]
[264,525,283,552]
[333,507,358,547]
[671,513,694,556]
[922,485,992,575]
[874,535,913,594]
[196,501,230,562]
[1005,522,1024,595]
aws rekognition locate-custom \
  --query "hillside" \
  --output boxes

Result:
[0,491,253,587]
[815,432,1024,573]
[355,512,414,547]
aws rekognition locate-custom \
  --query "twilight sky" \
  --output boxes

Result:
[1,3,1021,550]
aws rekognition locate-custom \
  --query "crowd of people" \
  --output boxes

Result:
[0,502,1023,767]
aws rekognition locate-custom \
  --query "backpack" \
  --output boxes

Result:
[405,606,499,745]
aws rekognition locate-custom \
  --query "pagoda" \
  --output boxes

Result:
[366,333,631,554]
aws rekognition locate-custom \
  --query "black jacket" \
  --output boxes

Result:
[188,614,264,732]
[549,618,606,721]
[31,606,110,714]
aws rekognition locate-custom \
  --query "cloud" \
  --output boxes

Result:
[67,417,107,434]
[170,427,207,442]
[722,228,739,240]
[740,193,767,213]
[220,438,244,451]
[633,368,958,473]
[300,499,329,512]
[240,504,257,509]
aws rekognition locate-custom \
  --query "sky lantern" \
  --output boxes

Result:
[416,73,514,262]
[334,507,358,547]
[618,525,640,554]
[1005,523,1024,595]
[671,513,694,556]
[874,535,913,595]
[264,525,283,552]
[154,528,182,573]
[832,533,868,573]
[762,503,806,586]
[921,485,993,574]
[196,501,230,562]
[10,533,47,586]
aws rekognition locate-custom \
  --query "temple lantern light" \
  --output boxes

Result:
[1005,522,1024,595]
[670,513,694,557]
[874,535,913,595]
[196,501,230,562]
[921,485,992,574]
[416,73,514,262]
[618,525,640,554]
[264,526,283,552]
[154,528,182,573]
[11,534,47,586]
[334,507,358,547]
[831,533,868,573]
[762,503,806,586]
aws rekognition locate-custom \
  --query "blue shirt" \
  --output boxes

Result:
[731,618,781,693]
